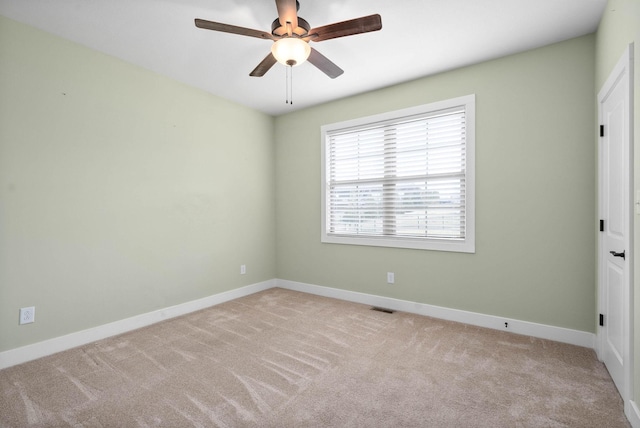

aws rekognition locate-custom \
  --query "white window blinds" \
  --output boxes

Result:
[322,95,474,252]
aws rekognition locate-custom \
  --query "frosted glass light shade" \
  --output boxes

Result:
[271,38,311,67]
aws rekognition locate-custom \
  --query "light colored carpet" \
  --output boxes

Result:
[0,288,630,427]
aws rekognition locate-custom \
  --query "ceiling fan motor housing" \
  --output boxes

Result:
[271,17,310,37]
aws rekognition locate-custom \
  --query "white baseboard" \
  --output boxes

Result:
[628,400,640,428]
[0,278,597,370]
[0,280,275,370]
[276,279,596,349]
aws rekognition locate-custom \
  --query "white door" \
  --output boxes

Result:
[598,44,633,406]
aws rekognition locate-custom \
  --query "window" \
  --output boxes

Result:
[321,95,475,253]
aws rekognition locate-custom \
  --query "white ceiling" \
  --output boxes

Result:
[0,0,607,116]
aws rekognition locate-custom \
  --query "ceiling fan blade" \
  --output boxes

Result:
[250,53,278,77]
[275,0,298,31]
[195,19,273,40]
[307,48,344,79]
[307,14,382,42]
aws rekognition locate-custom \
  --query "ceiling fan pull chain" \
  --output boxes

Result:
[290,65,293,105]
[285,65,289,104]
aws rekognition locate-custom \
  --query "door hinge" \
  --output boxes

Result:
[599,219,604,232]
[600,125,604,137]
[599,313,604,327]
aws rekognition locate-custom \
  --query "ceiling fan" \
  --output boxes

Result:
[194,0,382,79]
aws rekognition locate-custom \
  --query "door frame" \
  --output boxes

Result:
[597,43,634,414]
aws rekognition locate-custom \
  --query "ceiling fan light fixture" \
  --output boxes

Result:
[271,37,311,67]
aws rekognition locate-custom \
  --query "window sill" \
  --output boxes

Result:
[321,234,475,253]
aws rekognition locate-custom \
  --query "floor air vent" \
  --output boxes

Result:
[371,307,395,314]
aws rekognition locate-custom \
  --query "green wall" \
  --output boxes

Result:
[595,0,640,409]
[275,35,597,332]
[0,16,276,352]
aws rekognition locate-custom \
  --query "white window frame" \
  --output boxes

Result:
[321,94,475,253]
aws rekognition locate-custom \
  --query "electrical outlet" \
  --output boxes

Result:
[387,272,395,284]
[240,265,246,275]
[19,307,35,325]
